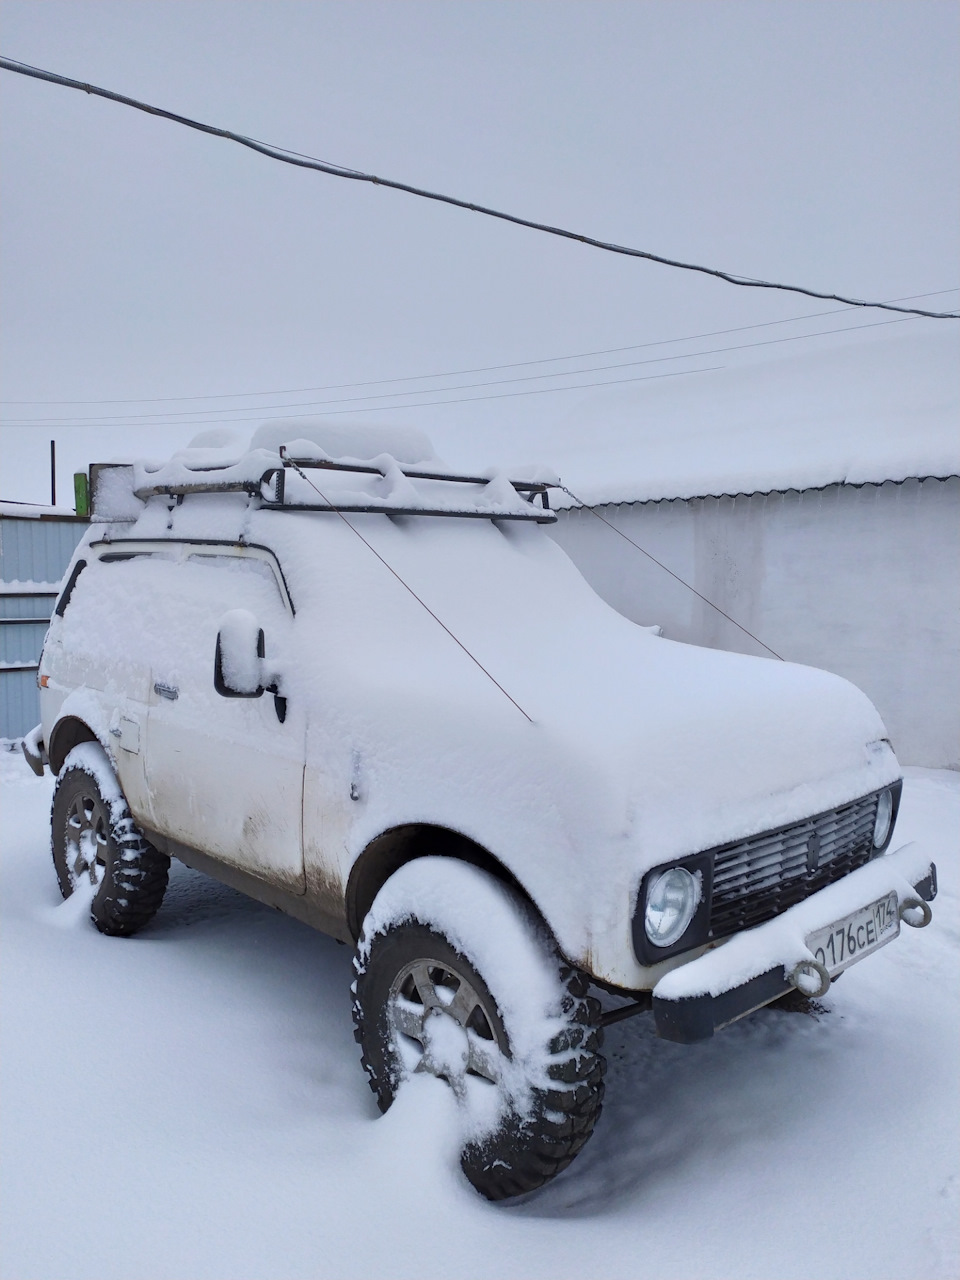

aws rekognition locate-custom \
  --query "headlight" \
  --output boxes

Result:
[644,866,701,948]
[873,788,894,848]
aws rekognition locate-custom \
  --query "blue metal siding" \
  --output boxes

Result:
[0,516,88,738]
[0,516,87,585]
[0,593,57,620]
[0,668,44,741]
[1,620,51,666]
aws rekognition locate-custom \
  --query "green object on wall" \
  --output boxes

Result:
[73,472,90,518]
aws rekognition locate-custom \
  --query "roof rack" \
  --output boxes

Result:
[132,450,558,523]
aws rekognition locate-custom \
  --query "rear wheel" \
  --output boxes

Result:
[352,857,605,1200]
[51,742,169,936]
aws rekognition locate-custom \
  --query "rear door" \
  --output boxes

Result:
[45,549,155,819]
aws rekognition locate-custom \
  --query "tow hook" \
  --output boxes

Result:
[789,958,832,999]
[899,896,933,928]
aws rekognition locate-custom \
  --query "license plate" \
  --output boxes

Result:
[806,892,900,975]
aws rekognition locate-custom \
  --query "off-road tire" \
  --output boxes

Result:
[352,918,605,1200]
[51,743,169,936]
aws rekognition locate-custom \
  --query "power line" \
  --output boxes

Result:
[2,364,724,430]
[2,288,955,408]
[0,313,914,428]
[1,55,957,321]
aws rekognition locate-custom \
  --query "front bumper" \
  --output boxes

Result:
[652,843,937,1044]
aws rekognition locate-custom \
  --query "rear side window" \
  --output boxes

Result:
[56,549,175,618]
[54,559,87,617]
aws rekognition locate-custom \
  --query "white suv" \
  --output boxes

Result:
[24,423,936,1199]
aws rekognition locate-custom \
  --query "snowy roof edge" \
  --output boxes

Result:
[555,470,960,510]
[0,500,88,521]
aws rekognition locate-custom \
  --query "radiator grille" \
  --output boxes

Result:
[708,792,880,940]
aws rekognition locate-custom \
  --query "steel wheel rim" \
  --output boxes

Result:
[64,790,109,889]
[387,957,505,1096]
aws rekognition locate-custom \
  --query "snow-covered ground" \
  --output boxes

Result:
[1,749,957,1280]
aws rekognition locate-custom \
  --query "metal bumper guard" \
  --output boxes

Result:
[652,843,937,1044]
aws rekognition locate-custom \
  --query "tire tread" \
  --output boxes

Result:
[352,942,605,1201]
[51,753,169,937]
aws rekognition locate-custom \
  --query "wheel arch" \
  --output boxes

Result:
[48,716,102,775]
[345,823,550,944]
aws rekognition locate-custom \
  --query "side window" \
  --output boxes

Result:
[57,550,176,638]
[54,559,87,617]
[185,552,291,611]
[152,553,289,700]
[180,553,288,617]
[54,555,169,701]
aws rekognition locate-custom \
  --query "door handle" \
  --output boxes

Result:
[154,681,179,701]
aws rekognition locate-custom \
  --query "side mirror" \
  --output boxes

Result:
[215,609,265,698]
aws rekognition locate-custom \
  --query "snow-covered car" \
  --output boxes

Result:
[24,422,937,1199]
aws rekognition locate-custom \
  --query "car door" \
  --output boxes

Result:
[133,544,306,892]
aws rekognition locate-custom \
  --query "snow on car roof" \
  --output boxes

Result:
[250,420,438,466]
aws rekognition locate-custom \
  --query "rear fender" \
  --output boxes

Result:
[47,698,113,775]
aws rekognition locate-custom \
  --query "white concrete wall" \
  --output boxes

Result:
[549,477,960,768]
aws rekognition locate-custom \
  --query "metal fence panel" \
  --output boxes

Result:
[0,668,44,740]
[1,516,88,738]
[0,516,87,585]
[0,593,58,620]
[1,620,50,666]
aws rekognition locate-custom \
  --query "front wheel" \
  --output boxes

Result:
[352,857,605,1200]
[51,741,169,936]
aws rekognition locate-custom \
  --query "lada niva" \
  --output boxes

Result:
[23,422,936,1199]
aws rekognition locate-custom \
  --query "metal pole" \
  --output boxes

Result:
[50,440,56,506]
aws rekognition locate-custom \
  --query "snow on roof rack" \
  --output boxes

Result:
[130,449,557,523]
[278,450,550,494]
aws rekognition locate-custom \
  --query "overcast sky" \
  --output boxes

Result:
[1,1,957,504]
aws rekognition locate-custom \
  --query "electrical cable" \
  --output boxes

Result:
[1,55,957,320]
[3,289,955,407]
[559,484,785,661]
[3,363,724,430]
[284,458,533,722]
[0,312,914,428]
